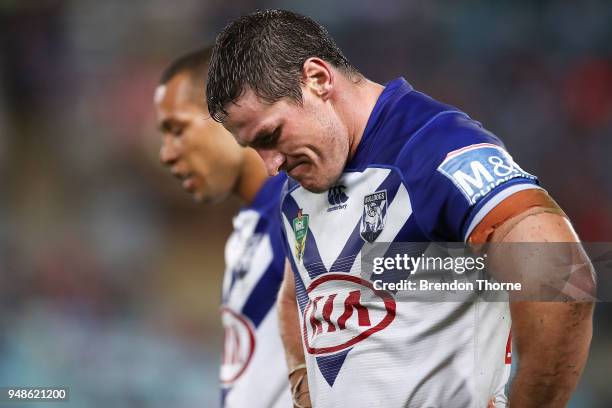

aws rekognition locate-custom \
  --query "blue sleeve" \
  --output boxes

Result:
[397,112,539,242]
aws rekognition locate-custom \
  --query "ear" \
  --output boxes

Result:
[302,57,333,101]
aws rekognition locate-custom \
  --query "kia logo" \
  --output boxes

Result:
[220,307,256,384]
[303,274,396,354]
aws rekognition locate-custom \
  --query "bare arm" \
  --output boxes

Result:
[278,259,311,408]
[490,212,594,407]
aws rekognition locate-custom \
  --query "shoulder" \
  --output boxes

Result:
[251,173,287,216]
[351,86,466,169]
[394,113,539,241]
[396,112,504,179]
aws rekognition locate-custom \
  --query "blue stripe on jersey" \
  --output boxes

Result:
[369,218,429,289]
[315,348,351,387]
[281,193,327,279]
[223,174,287,325]
[293,264,309,314]
[279,211,309,313]
[240,260,284,328]
[284,169,404,280]
[329,169,403,274]
[221,387,229,407]
[328,220,363,273]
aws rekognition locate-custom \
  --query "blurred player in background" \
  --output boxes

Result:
[154,46,292,408]
[206,10,594,408]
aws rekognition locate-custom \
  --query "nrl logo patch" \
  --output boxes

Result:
[360,190,387,243]
[292,209,310,262]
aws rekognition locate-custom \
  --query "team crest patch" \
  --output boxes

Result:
[292,209,310,262]
[360,190,387,243]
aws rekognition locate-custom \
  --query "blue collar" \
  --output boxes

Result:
[346,77,413,169]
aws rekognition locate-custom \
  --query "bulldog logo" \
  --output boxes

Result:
[360,190,387,243]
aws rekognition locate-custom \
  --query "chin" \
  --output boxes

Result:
[293,165,341,193]
[191,188,211,203]
[303,185,327,194]
[194,189,230,205]
[300,178,334,194]
[192,192,207,203]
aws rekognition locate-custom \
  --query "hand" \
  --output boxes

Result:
[289,364,311,408]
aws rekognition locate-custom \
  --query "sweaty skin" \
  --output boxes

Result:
[223,58,383,193]
[489,212,594,408]
[254,60,593,407]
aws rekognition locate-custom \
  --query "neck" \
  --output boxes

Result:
[235,149,269,205]
[343,77,385,161]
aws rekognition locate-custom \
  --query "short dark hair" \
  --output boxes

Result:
[159,46,213,104]
[206,9,359,122]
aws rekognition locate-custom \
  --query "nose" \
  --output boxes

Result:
[159,135,180,166]
[256,149,285,176]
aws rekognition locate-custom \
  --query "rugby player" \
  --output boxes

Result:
[154,46,292,408]
[205,10,595,408]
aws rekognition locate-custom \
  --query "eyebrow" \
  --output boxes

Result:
[158,118,184,134]
[249,126,280,149]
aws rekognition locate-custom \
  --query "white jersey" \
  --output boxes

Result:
[220,175,291,408]
[279,79,538,407]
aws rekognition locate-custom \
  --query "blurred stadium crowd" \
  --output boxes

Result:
[1,1,611,407]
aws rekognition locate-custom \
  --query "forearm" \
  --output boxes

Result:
[277,259,311,407]
[490,211,595,406]
[508,301,593,407]
[278,277,305,371]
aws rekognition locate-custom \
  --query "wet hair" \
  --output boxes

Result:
[206,9,359,122]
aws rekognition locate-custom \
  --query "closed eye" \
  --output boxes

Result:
[251,127,281,149]
[160,120,186,138]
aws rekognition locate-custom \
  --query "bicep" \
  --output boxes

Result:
[478,197,594,404]
[496,211,579,244]
[471,193,595,303]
